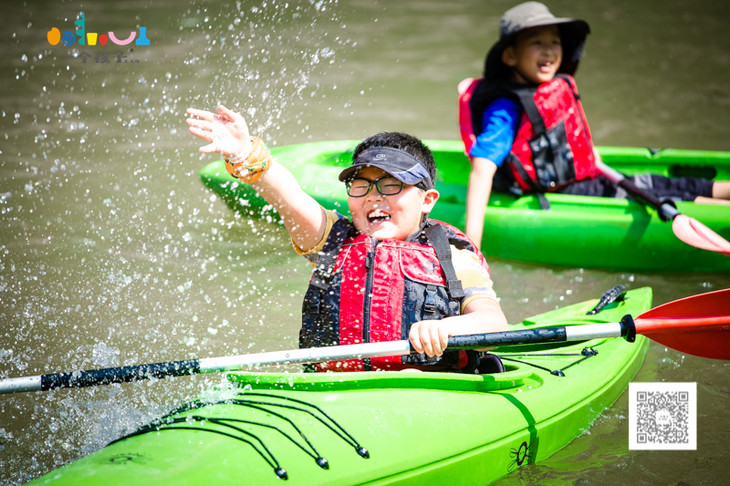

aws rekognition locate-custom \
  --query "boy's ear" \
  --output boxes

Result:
[502,46,517,67]
[421,189,440,214]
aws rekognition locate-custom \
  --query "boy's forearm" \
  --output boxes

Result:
[249,161,327,251]
[465,157,498,246]
[446,298,509,336]
[442,299,508,353]
[409,298,507,357]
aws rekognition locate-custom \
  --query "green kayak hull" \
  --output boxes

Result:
[32,287,652,485]
[198,140,730,272]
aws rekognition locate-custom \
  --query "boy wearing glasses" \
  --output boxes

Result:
[186,106,508,373]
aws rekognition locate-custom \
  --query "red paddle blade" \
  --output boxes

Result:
[635,288,730,360]
[672,214,730,256]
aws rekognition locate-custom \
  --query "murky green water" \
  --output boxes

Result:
[1,1,729,484]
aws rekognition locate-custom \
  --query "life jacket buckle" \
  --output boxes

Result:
[424,286,438,315]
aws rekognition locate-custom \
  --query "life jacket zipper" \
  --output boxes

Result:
[361,237,378,371]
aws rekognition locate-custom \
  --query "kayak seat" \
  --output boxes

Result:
[476,353,505,374]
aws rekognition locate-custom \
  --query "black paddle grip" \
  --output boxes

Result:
[616,179,677,222]
[447,327,568,350]
[40,359,201,391]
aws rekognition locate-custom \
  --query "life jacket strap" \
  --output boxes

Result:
[424,224,465,299]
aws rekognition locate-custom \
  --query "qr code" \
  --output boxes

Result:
[629,382,696,450]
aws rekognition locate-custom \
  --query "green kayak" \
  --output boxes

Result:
[199,140,730,272]
[32,287,651,485]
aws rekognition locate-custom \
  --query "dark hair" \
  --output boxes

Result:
[353,132,436,190]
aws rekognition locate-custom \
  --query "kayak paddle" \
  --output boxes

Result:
[1,288,728,395]
[596,160,730,256]
[629,287,730,360]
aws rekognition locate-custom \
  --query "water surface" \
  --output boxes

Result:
[1,1,729,484]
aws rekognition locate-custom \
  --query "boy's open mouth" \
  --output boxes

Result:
[538,61,554,73]
[367,209,391,223]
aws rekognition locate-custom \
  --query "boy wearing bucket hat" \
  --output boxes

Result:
[186,105,508,373]
[460,2,729,247]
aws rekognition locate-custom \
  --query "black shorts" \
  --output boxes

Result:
[558,174,714,201]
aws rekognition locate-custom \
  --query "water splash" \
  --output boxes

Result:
[1,1,347,484]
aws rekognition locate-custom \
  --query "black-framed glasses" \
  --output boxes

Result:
[346,176,404,197]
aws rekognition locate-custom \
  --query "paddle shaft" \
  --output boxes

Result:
[0,320,633,395]
[596,160,678,222]
[596,160,730,256]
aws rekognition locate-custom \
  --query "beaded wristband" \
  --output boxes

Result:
[224,136,272,184]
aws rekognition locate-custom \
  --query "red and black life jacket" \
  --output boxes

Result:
[458,74,597,194]
[300,218,485,372]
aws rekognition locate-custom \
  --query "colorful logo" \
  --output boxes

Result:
[47,13,150,47]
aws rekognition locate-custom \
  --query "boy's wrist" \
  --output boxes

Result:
[224,136,272,184]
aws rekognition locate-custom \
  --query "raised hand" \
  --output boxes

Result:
[186,105,252,158]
